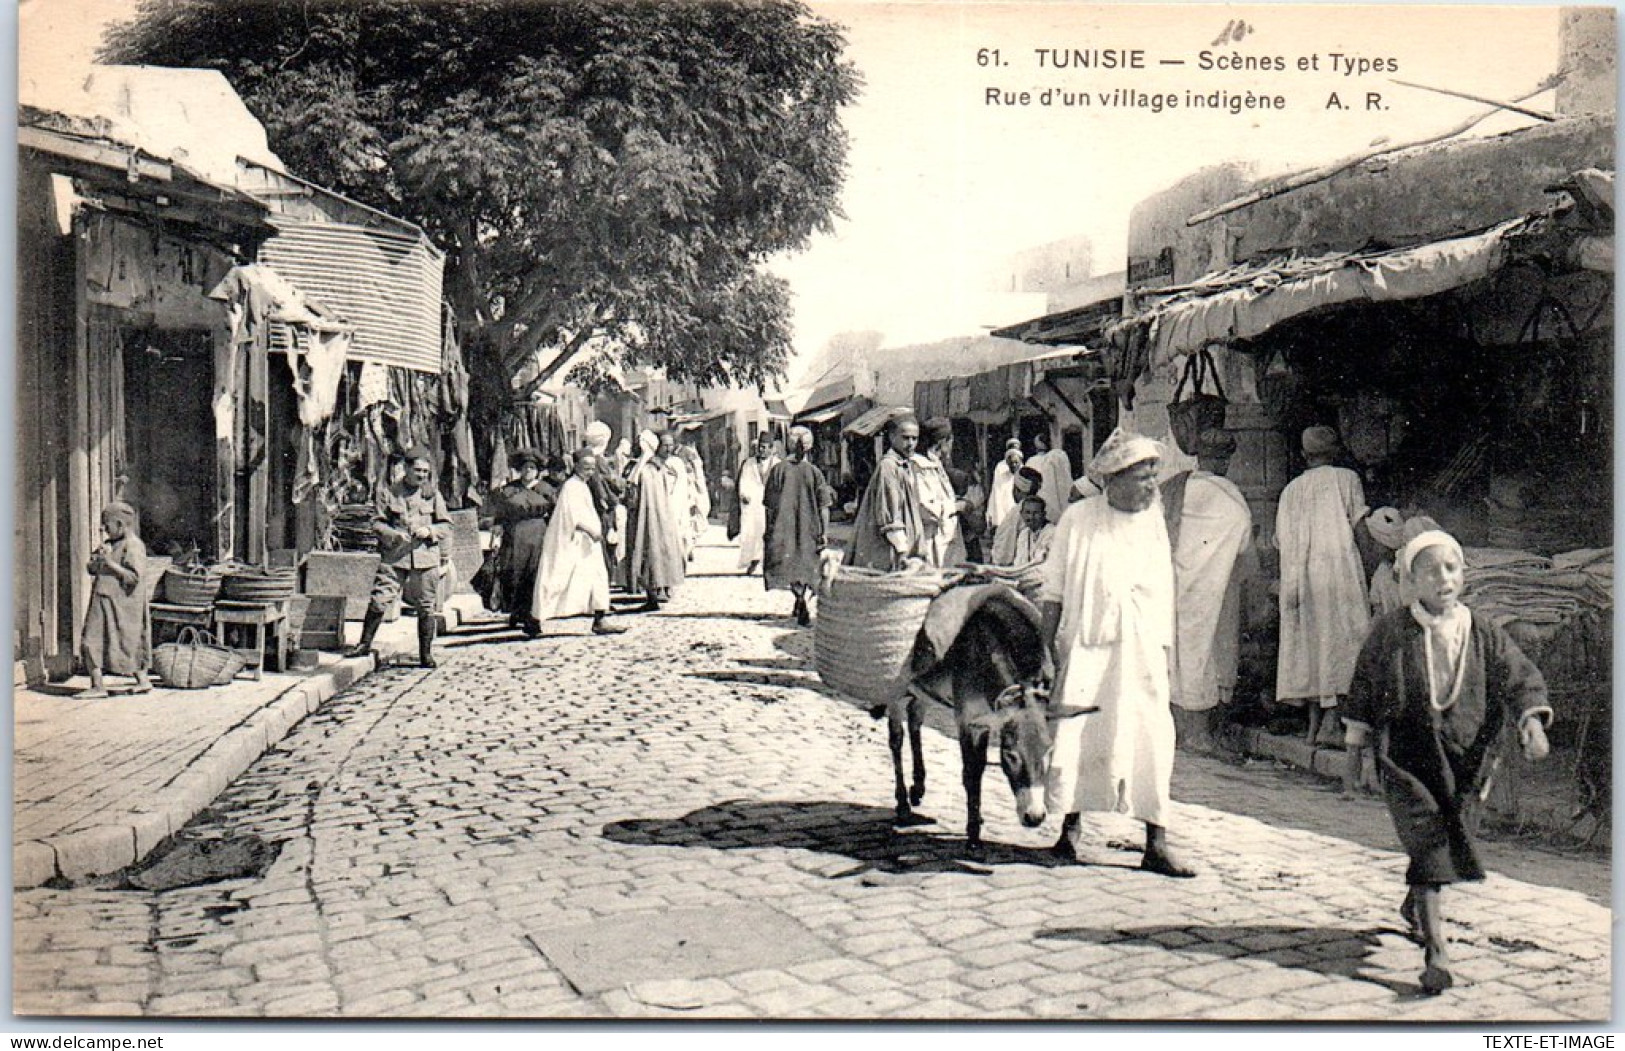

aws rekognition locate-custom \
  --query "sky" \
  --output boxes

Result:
[775,1,1562,382]
[18,0,1565,388]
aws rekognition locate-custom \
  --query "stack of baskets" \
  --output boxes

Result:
[162,564,225,608]
[813,566,953,705]
[219,565,299,603]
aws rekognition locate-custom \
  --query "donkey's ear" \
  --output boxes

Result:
[1047,704,1098,721]
[991,683,1027,711]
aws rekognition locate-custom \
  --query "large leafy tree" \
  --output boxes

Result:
[104,0,858,418]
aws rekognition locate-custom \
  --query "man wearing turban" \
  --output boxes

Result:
[1041,427,1195,877]
[625,429,686,609]
[989,466,1045,565]
[986,438,1025,531]
[1274,425,1370,745]
[1025,428,1073,527]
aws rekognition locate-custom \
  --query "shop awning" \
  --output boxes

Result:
[992,294,1124,346]
[796,395,869,426]
[798,403,846,424]
[1110,216,1531,372]
[845,404,913,438]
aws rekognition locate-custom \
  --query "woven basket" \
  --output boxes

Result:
[220,566,298,603]
[813,566,951,704]
[152,628,245,689]
[162,566,223,608]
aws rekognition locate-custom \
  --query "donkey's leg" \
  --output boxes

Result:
[908,694,927,807]
[960,727,989,853]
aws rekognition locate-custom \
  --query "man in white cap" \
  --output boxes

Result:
[1274,425,1370,746]
[1163,428,1256,755]
[987,438,1025,531]
[1041,427,1194,877]
[1026,428,1073,526]
[736,433,779,574]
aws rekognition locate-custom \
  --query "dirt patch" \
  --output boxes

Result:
[121,835,281,891]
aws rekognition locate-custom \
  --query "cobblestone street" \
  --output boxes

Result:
[13,530,1611,1021]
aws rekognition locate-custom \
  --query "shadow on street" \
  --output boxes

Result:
[603,798,1071,879]
[1036,923,1427,999]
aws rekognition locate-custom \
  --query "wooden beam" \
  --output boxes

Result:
[1388,78,1560,122]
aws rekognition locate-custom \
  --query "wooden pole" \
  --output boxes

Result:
[1388,79,1560,123]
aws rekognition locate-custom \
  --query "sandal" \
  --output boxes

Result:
[1140,850,1198,879]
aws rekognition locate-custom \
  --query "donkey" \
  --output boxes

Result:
[887,583,1093,852]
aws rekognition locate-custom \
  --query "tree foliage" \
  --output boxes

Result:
[103,0,859,406]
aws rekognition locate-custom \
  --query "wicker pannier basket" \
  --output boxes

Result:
[152,628,245,689]
[813,566,952,704]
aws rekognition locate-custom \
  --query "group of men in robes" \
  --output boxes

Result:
[523,422,719,631]
[844,415,973,572]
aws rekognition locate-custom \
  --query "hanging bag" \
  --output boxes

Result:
[1166,345,1229,455]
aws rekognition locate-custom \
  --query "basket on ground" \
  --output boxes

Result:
[813,566,951,705]
[152,627,245,689]
[162,565,224,607]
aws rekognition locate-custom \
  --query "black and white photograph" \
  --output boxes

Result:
[11,0,1615,1026]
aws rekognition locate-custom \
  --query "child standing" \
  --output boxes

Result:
[1341,529,1550,995]
[79,501,152,698]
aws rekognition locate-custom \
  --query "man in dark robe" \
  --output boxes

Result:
[764,426,831,625]
[625,430,686,610]
[845,414,923,571]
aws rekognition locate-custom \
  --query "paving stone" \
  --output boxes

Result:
[51,825,136,881]
[9,539,1608,1022]
[14,841,58,888]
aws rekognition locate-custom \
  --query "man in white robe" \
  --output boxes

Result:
[1041,427,1194,878]
[1275,425,1370,745]
[988,466,1043,565]
[1007,495,1056,567]
[914,419,963,567]
[986,440,1024,531]
[532,448,625,635]
[1026,430,1073,526]
[736,435,778,574]
[1164,429,1256,754]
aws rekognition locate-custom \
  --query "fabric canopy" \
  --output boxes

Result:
[844,404,913,438]
[1111,216,1530,372]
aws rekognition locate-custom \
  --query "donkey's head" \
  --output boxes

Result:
[973,681,1095,828]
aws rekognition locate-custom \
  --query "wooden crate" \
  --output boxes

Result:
[298,595,348,650]
[302,551,381,621]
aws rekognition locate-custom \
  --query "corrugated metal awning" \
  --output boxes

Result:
[259,217,445,374]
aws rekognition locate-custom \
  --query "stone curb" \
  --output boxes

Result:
[13,595,484,890]
[1231,726,1568,839]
